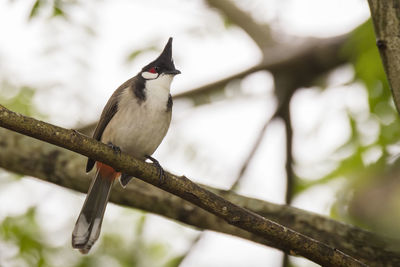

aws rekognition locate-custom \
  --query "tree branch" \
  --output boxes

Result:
[1,128,399,265]
[0,105,366,266]
[173,35,348,101]
[368,1,400,114]
[205,0,273,50]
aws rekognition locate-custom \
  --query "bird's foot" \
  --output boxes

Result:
[107,142,121,155]
[145,155,165,184]
[106,142,122,172]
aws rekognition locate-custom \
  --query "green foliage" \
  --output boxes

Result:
[74,213,177,267]
[125,46,158,64]
[344,20,392,116]
[164,255,185,267]
[52,0,65,18]
[0,84,39,116]
[29,0,68,20]
[293,20,400,232]
[0,206,180,267]
[29,0,43,19]
[0,207,50,267]
[222,16,234,29]
[338,19,399,180]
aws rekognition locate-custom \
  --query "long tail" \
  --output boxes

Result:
[72,162,119,254]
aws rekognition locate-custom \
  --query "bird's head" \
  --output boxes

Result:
[141,37,181,81]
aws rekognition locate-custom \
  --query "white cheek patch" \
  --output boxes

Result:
[141,71,158,80]
[146,74,174,91]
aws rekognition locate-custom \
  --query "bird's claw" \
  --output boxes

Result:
[145,155,165,184]
[107,142,121,154]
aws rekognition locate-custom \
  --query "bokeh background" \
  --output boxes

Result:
[0,0,399,266]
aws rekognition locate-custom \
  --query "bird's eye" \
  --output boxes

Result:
[149,67,158,74]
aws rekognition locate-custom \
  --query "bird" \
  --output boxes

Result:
[71,37,180,254]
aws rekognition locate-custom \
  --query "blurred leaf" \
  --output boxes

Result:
[53,6,65,18]
[147,242,167,259]
[27,0,70,20]
[223,16,233,28]
[343,19,391,112]
[0,85,39,116]
[135,214,146,237]
[297,20,400,199]
[126,47,157,64]
[164,255,185,267]
[52,0,67,18]
[127,50,144,62]
[324,19,400,228]
[0,207,50,267]
[29,0,42,20]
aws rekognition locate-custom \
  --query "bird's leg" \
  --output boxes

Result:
[145,155,165,184]
[106,142,122,173]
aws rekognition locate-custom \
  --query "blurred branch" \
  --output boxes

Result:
[274,74,296,267]
[205,0,273,50]
[273,74,296,204]
[176,231,204,266]
[173,64,262,100]
[368,1,400,115]
[0,110,400,265]
[0,106,366,267]
[229,101,289,190]
[174,34,348,101]
[229,73,299,191]
[230,115,270,191]
[282,108,294,204]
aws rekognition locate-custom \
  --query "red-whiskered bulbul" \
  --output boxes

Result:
[72,37,180,254]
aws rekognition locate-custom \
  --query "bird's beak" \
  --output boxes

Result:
[164,69,181,75]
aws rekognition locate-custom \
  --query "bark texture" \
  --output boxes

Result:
[368,1,400,114]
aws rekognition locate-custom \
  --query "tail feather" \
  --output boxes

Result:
[72,163,118,254]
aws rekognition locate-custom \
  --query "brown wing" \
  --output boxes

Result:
[86,77,136,172]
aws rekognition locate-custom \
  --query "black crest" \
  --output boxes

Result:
[141,37,180,75]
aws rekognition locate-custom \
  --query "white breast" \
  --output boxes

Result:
[144,74,173,111]
[101,74,173,159]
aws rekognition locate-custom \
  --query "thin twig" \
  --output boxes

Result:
[280,102,294,267]
[274,77,295,188]
[273,71,299,267]
[230,111,276,191]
